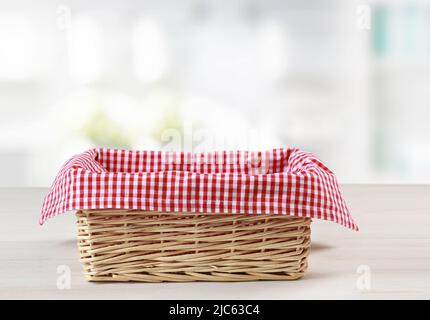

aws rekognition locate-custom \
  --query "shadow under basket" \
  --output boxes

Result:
[76,210,311,282]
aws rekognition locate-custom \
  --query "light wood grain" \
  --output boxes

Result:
[0,185,429,299]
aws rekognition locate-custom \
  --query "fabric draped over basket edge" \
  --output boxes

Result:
[40,147,358,231]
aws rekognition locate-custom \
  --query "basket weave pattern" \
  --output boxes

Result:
[77,210,311,282]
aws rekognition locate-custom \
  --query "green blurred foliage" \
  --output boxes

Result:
[81,108,132,149]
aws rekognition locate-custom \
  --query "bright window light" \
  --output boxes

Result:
[68,16,104,84]
[132,18,168,83]
[0,13,37,81]
[257,20,288,79]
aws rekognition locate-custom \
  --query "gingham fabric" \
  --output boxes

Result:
[40,148,358,230]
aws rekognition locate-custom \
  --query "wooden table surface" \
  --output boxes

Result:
[0,185,429,300]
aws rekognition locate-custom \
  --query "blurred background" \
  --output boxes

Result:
[0,0,429,186]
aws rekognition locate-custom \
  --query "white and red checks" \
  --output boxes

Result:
[40,148,358,230]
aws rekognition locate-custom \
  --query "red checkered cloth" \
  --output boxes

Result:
[40,148,358,230]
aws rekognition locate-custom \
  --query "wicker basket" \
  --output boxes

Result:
[76,210,311,282]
